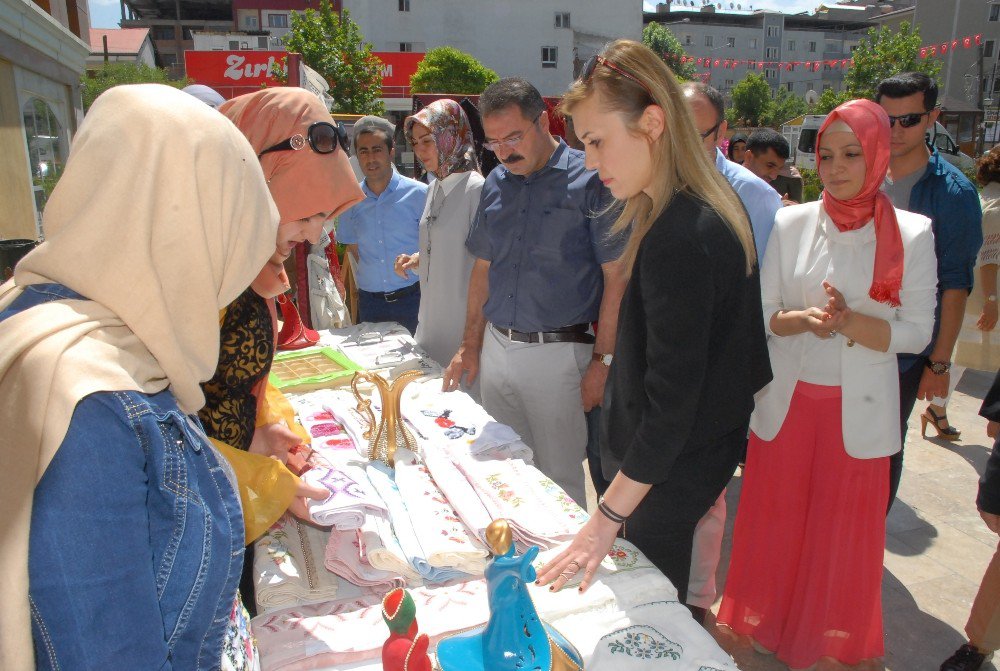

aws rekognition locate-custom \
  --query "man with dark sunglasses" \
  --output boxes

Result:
[876,72,983,515]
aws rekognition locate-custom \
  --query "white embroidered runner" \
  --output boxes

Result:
[254,516,340,613]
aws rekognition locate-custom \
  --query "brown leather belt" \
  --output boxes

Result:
[491,323,595,345]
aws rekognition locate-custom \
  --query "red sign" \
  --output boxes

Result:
[185,51,287,88]
[372,52,424,87]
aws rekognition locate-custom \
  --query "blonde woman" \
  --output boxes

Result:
[535,40,771,619]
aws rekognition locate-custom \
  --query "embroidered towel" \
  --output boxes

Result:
[365,460,471,584]
[421,443,493,543]
[392,447,487,574]
[301,456,387,530]
[254,515,340,613]
[359,508,422,583]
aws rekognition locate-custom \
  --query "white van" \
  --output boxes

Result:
[793,115,975,171]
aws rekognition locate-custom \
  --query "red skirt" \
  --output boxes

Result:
[717,381,887,668]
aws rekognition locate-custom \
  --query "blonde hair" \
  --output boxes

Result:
[560,40,756,275]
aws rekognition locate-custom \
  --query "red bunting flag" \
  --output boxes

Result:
[697,57,703,65]
[941,43,948,53]
[964,37,971,48]
[920,47,928,58]
[952,39,959,50]
[976,34,982,45]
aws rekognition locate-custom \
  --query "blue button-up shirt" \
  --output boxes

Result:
[897,148,983,366]
[337,169,427,293]
[466,140,624,333]
[715,148,781,256]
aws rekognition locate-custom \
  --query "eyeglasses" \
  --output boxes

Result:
[482,111,543,152]
[699,120,722,140]
[258,121,350,158]
[581,54,653,97]
[886,111,931,128]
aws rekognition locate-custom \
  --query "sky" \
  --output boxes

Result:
[89,0,822,31]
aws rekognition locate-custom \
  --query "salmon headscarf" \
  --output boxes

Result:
[220,88,363,225]
[220,88,364,295]
[404,99,479,179]
[817,98,904,307]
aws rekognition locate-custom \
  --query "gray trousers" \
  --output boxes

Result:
[480,324,591,505]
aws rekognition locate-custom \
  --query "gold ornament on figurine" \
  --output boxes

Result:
[351,369,423,467]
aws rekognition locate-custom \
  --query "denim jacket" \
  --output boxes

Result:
[4,284,245,670]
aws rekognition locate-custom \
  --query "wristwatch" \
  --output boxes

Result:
[592,352,614,367]
[988,294,997,303]
[925,360,952,375]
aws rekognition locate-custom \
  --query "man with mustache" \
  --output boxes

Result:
[442,78,626,506]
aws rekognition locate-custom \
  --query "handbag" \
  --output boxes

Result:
[276,293,321,351]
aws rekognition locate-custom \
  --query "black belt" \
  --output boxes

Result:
[361,282,420,303]
[491,323,595,344]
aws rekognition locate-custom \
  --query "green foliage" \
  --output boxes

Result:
[814,87,851,114]
[766,86,810,126]
[842,21,941,103]
[82,62,186,111]
[800,168,822,202]
[409,46,499,95]
[284,3,384,115]
[642,23,696,80]
[729,73,773,127]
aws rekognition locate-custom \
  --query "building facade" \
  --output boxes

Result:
[0,0,90,241]
[342,0,643,98]
[644,6,872,99]
[88,28,157,68]
[913,0,999,152]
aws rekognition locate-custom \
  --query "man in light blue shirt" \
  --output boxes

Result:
[684,84,782,255]
[681,82,781,621]
[338,115,427,333]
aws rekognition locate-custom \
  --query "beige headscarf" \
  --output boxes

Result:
[0,83,278,670]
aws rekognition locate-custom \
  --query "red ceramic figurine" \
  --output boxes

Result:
[381,588,432,671]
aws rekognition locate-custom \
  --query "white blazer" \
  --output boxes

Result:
[750,201,938,459]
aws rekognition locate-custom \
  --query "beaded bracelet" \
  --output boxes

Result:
[597,496,627,525]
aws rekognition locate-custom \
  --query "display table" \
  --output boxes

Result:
[252,323,740,671]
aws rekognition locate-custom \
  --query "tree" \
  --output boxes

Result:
[766,86,810,126]
[729,73,773,127]
[283,2,383,115]
[409,46,499,95]
[642,22,696,80]
[841,21,941,103]
[814,87,850,114]
[82,62,186,111]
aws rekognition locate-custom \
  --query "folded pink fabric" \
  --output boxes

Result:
[324,527,407,590]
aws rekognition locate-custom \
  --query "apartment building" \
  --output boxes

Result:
[644,5,872,98]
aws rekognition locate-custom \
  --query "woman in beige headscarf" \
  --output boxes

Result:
[0,84,277,670]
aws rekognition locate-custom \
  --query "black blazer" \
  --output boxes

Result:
[978,370,1000,514]
[601,190,772,485]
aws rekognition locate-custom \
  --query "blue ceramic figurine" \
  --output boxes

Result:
[436,519,584,671]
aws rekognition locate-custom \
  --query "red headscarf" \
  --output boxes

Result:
[818,99,904,307]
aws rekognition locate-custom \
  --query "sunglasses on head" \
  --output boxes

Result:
[581,54,653,97]
[886,111,931,129]
[258,121,351,158]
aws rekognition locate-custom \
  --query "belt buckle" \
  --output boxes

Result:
[384,289,399,303]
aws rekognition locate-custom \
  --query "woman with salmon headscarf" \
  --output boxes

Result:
[717,99,938,669]
[204,88,363,615]
[394,99,485,379]
[0,83,278,671]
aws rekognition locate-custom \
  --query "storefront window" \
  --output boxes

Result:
[22,97,67,233]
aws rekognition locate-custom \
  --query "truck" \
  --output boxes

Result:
[788,115,975,171]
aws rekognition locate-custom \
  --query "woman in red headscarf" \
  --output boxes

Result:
[717,99,939,669]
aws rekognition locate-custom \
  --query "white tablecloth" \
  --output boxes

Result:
[254,325,740,671]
